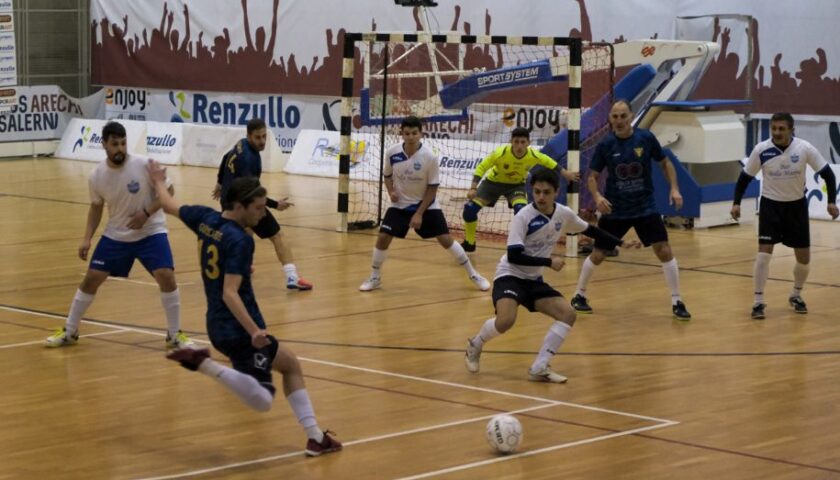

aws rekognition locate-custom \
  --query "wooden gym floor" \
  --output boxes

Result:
[1,158,838,479]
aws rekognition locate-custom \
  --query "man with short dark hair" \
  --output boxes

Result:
[213,118,312,291]
[464,168,639,383]
[461,127,579,252]
[46,121,193,348]
[359,116,490,292]
[731,112,838,319]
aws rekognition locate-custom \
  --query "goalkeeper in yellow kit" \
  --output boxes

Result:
[461,127,580,251]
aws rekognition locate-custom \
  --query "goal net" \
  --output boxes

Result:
[338,33,613,239]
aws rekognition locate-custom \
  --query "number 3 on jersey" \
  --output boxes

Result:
[198,239,220,280]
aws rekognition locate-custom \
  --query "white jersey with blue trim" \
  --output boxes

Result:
[495,202,589,281]
[383,142,441,210]
[744,137,827,202]
[88,154,170,242]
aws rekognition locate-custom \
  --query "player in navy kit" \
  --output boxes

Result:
[731,112,838,319]
[571,100,691,320]
[150,161,340,457]
[213,118,312,290]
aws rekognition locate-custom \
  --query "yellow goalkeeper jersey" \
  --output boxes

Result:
[473,146,558,184]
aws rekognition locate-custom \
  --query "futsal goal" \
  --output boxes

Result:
[337,32,614,240]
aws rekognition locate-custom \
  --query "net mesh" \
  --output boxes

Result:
[348,39,613,237]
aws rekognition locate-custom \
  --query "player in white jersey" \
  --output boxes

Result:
[46,121,194,348]
[464,169,639,383]
[731,112,838,319]
[359,116,490,292]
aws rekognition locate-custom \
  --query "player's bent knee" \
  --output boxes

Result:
[463,201,482,222]
[249,391,274,412]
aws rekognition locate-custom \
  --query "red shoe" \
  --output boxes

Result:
[287,277,313,291]
[304,430,342,457]
[166,348,210,371]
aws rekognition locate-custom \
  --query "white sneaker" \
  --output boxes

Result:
[359,276,382,292]
[528,365,568,384]
[464,338,482,373]
[470,274,491,291]
[45,327,79,348]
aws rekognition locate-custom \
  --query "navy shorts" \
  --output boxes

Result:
[380,207,450,239]
[89,233,174,277]
[252,209,281,239]
[492,275,562,312]
[211,334,280,395]
[595,214,668,250]
[758,197,809,248]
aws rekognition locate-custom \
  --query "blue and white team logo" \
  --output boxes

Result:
[254,353,269,369]
[554,221,562,231]
[413,161,422,171]
[127,180,140,194]
[790,154,800,163]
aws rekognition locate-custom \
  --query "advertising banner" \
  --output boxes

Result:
[0,86,105,142]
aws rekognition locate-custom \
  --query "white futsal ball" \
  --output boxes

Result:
[486,414,523,453]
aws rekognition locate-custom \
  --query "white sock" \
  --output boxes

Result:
[287,389,323,442]
[371,248,387,278]
[753,252,772,304]
[160,289,181,337]
[531,321,572,372]
[66,289,95,335]
[791,262,810,298]
[198,359,273,412]
[661,258,682,305]
[447,242,478,277]
[283,264,299,282]
[471,317,500,348]
[574,257,597,298]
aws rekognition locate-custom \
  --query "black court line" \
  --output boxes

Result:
[6,303,840,358]
[279,338,840,357]
[5,305,838,475]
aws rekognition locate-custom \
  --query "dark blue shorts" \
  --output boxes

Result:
[211,335,279,395]
[89,233,175,277]
[595,214,668,250]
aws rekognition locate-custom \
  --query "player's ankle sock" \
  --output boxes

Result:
[574,257,597,298]
[160,288,181,337]
[447,242,477,277]
[472,317,500,348]
[661,258,682,305]
[287,389,322,441]
[531,321,571,371]
[791,262,809,297]
[199,359,273,411]
[753,252,771,304]
[66,289,95,335]
[283,264,299,282]
[371,248,387,278]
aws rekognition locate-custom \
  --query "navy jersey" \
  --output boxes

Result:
[590,128,664,219]
[178,205,265,341]
[218,139,263,202]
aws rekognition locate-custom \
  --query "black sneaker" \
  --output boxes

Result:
[672,301,691,320]
[788,296,808,314]
[166,347,210,371]
[461,240,476,253]
[751,303,766,320]
[571,294,593,313]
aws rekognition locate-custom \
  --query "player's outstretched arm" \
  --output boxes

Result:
[147,160,181,217]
